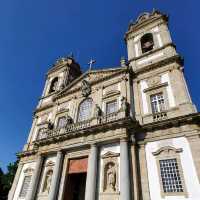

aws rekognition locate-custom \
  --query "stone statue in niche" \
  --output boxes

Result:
[121,97,129,116]
[66,113,73,124]
[52,81,58,91]
[81,80,91,97]
[43,170,53,194]
[101,151,119,197]
[106,163,116,192]
[47,120,54,130]
[94,104,102,118]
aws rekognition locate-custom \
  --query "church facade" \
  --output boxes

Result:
[9,10,200,200]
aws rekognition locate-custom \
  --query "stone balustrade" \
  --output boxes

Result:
[36,110,127,141]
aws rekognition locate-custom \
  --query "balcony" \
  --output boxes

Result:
[153,111,167,121]
[36,111,129,142]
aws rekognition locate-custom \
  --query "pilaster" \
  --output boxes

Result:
[26,154,43,200]
[138,144,150,200]
[49,151,64,200]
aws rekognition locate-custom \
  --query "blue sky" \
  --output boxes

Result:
[0,0,199,172]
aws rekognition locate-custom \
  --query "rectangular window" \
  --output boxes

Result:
[57,116,66,129]
[150,93,165,113]
[106,100,118,115]
[159,158,184,193]
[19,175,32,198]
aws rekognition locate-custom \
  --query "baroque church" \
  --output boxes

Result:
[9,10,200,200]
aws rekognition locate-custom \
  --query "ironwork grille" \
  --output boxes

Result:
[159,158,184,193]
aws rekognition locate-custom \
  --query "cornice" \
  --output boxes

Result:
[132,55,183,76]
[33,117,138,147]
[129,43,176,62]
[34,103,54,114]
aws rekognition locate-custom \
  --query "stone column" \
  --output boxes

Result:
[85,144,98,200]
[49,151,64,200]
[26,155,43,200]
[131,139,139,200]
[8,162,23,200]
[120,138,131,200]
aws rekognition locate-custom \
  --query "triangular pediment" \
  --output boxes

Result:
[56,67,127,98]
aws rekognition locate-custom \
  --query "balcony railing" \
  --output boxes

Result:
[153,111,167,121]
[36,110,127,141]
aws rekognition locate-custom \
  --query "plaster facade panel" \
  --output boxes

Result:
[13,162,36,200]
[145,137,200,200]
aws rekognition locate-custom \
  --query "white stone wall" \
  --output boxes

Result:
[13,161,36,200]
[145,137,200,200]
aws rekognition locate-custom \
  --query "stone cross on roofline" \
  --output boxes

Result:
[88,59,96,71]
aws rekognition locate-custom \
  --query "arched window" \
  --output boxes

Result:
[77,98,93,122]
[49,77,59,94]
[141,33,154,53]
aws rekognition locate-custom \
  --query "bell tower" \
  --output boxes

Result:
[125,10,197,124]
[37,55,82,109]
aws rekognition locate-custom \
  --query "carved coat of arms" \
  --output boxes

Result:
[81,80,91,97]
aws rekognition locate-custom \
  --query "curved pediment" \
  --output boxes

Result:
[153,146,183,156]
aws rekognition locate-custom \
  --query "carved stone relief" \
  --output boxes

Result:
[147,75,161,88]
[40,161,55,197]
[100,151,120,200]
[81,80,91,97]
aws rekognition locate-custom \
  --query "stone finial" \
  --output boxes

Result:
[67,52,74,60]
[120,57,126,67]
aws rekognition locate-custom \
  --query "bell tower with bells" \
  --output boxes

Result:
[125,10,197,124]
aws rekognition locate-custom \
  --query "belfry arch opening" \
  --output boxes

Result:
[141,33,154,53]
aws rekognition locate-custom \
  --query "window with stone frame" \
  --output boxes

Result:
[150,93,165,113]
[106,100,118,115]
[77,98,93,122]
[19,175,32,198]
[141,33,154,53]
[153,146,187,197]
[57,116,66,129]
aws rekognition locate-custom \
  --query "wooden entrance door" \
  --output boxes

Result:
[63,157,88,200]
[64,173,87,200]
